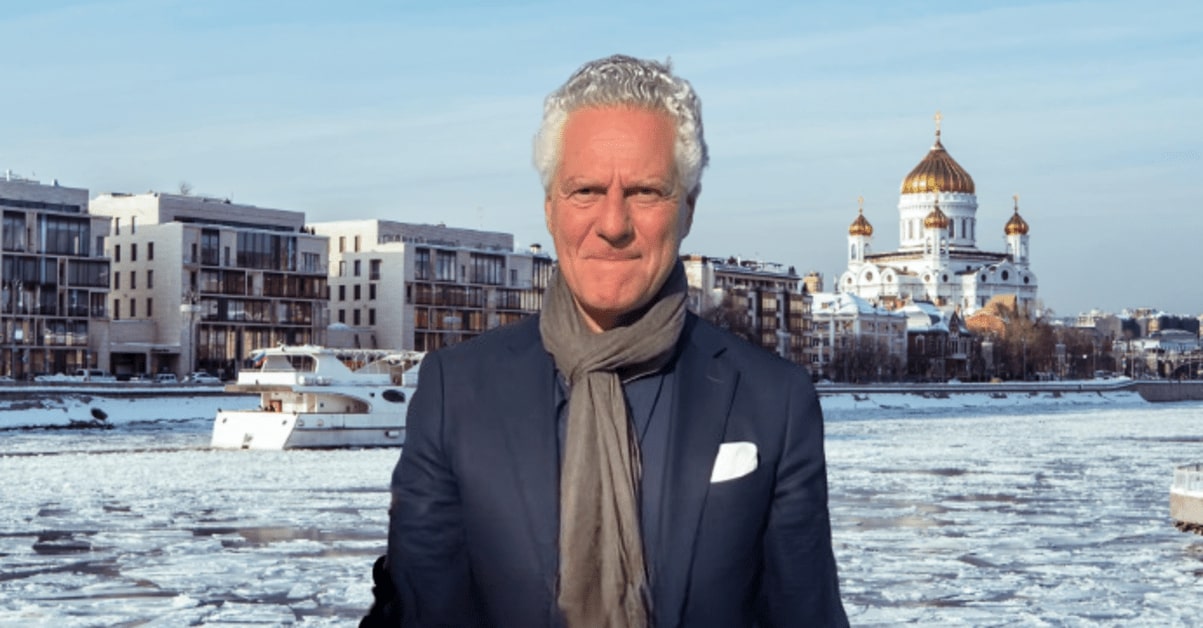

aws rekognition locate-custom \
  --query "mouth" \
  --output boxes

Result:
[584,254,640,262]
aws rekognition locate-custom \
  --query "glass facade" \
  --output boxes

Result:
[1,191,107,378]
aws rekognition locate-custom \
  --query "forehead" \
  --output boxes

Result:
[559,106,677,162]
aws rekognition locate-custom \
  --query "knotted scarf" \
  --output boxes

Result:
[540,262,687,628]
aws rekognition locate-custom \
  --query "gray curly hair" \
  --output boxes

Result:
[532,54,709,200]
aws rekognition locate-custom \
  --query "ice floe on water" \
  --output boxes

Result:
[2,396,1203,625]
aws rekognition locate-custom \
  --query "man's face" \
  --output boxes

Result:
[545,106,694,332]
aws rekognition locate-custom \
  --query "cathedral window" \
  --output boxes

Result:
[1001,270,1010,281]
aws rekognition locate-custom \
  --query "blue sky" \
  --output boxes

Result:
[1,0,1200,316]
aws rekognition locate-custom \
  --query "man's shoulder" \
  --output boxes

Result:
[684,314,811,381]
[433,315,542,365]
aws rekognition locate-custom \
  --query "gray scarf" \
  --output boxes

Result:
[540,262,687,628]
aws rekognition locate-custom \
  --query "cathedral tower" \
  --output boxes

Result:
[898,112,979,252]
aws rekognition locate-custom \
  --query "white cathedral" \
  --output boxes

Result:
[838,113,1038,315]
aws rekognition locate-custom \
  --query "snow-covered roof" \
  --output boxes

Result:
[811,292,903,317]
[898,301,951,333]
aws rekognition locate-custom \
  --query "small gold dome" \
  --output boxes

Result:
[900,112,975,195]
[1005,195,1029,235]
[849,196,873,236]
[924,204,950,230]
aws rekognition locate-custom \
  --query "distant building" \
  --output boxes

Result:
[1,174,111,379]
[1072,309,1123,341]
[309,220,552,352]
[89,192,328,378]
[838,114,1039,315]
[681,254,807,362]
[806,292,907,382]
[899,301,972,381]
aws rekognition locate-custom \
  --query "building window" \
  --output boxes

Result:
[354,284,361,300]
[370,259,381,280]
[369,308,376,325]
[114,273,120,290]
[435,251,456,281]
[470,253,505,285]
[114,244,121,262]
[510,268,518,285]
[415,249,431,280]
[147,297,153,316]
[130,271,136,290]
[354,235,361,252]
[338,261,346,277]
[354,259,361,277]
[113,299,120,319]
[338,309,345,323]
[131,243,138,261]
[148,242,154,260]
[353,309,361,325]
[338,285,346,301]
[130,298,137,317]
[369,284,377,300]
[147,269,154,289]
[339,236,346,253]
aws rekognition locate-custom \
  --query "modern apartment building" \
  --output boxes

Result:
[89,192,328,378]
[682,254,808,363]
[0,174,111,379]
[309,220,553,351]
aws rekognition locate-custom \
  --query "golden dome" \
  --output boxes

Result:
[924,195,950,230]
[849,196,873,236]
[1005,194,1029,235]
[900,112,975,195]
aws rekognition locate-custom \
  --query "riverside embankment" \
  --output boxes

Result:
[3,379,1201,431]
[818,379,1203,403]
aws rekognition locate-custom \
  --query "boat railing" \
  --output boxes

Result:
[1173,464,1203,495]
[235,371,313,387]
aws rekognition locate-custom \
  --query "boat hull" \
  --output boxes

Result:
[211,410,406,450]
[1172,463,1203,534]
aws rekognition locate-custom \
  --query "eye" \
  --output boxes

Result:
[571,186,603,199]
[631,187,665,199]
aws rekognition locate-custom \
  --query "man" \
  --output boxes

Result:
[383,55,848,627]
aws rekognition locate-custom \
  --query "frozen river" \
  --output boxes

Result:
[2,398,1203,626]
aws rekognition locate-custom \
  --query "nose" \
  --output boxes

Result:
[595,191,634,246]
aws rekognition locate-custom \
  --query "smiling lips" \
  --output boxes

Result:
[584,253,640,262]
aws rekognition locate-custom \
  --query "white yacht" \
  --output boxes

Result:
[1172,463,1203,535]
[211,346,422,450]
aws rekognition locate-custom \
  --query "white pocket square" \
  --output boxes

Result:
[710,441,758,483]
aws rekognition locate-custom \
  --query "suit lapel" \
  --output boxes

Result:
[658,317,738,627]
[497,319,560,592]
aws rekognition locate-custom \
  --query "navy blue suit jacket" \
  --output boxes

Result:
[389,314,848,627]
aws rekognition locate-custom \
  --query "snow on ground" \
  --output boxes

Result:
[1,398,1203,625]
[0,392,257,430]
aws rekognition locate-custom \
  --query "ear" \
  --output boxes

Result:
[679,190,698,240]
[544,194,554,234]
